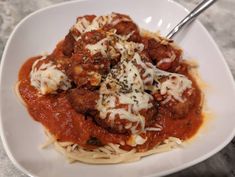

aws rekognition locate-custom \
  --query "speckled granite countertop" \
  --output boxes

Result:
[0,0,235,176]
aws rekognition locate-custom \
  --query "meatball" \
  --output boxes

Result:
[171,87,199,118]
[81,30,106,45]
[169,101,192,118]
[113,21,141,42]
[62,31,76,57]
[67,89,158,135]
[154,87,197,119]
[146,38,182,71]
[62,15,97,57]
[66,53,110,89]
[94,101,158,134]
[73,30,121,65]
[67,88,99,115]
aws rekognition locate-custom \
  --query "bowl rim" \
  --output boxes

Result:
[0,0,235,177]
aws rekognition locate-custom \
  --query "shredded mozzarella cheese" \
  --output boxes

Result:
[96,51,192,134]
[159,75,192,102]
[85,31,144,59]
[30,57,71,95]
[156,52,176,67]
[73,13,131,40]
[96,55,153,133]
[86,37,109,56]
[133,53,192,103]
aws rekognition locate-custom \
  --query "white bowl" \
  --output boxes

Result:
[1,0,235,177]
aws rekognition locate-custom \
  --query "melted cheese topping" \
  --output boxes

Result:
[97,55,153,134]
[86,37,109,56]
[115,38,144,59]
[30,57,71,95]
[85,31,144,60]
[159,75,192,102]
[156,52,176,67]
[133,53,192,103]
[154,69,192,103]
[73,13,131,40]
[97,51,192,134]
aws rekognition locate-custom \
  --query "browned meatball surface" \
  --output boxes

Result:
[153,87,198,119]
[67,88,99,115]
[62,31,76,57]
[146,38,182,71]
[66,54,110,89]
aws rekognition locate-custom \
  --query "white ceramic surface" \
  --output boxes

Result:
[1,0,235,177]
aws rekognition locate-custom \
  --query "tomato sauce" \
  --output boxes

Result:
[19,59,129,148]
[18,56,202,151]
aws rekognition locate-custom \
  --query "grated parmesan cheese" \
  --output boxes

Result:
[30,57,71,95]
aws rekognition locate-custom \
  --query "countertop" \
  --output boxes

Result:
[0,0,235,176]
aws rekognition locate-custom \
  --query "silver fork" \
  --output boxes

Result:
[166,0,217,39]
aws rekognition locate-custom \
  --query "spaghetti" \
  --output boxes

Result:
[41,129,182,164]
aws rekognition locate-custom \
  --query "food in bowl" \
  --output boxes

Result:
[16,12,203,164]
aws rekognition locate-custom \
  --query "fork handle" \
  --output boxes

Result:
[166,0,217,39]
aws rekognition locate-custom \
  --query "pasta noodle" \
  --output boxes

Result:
[42,129,182,164]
